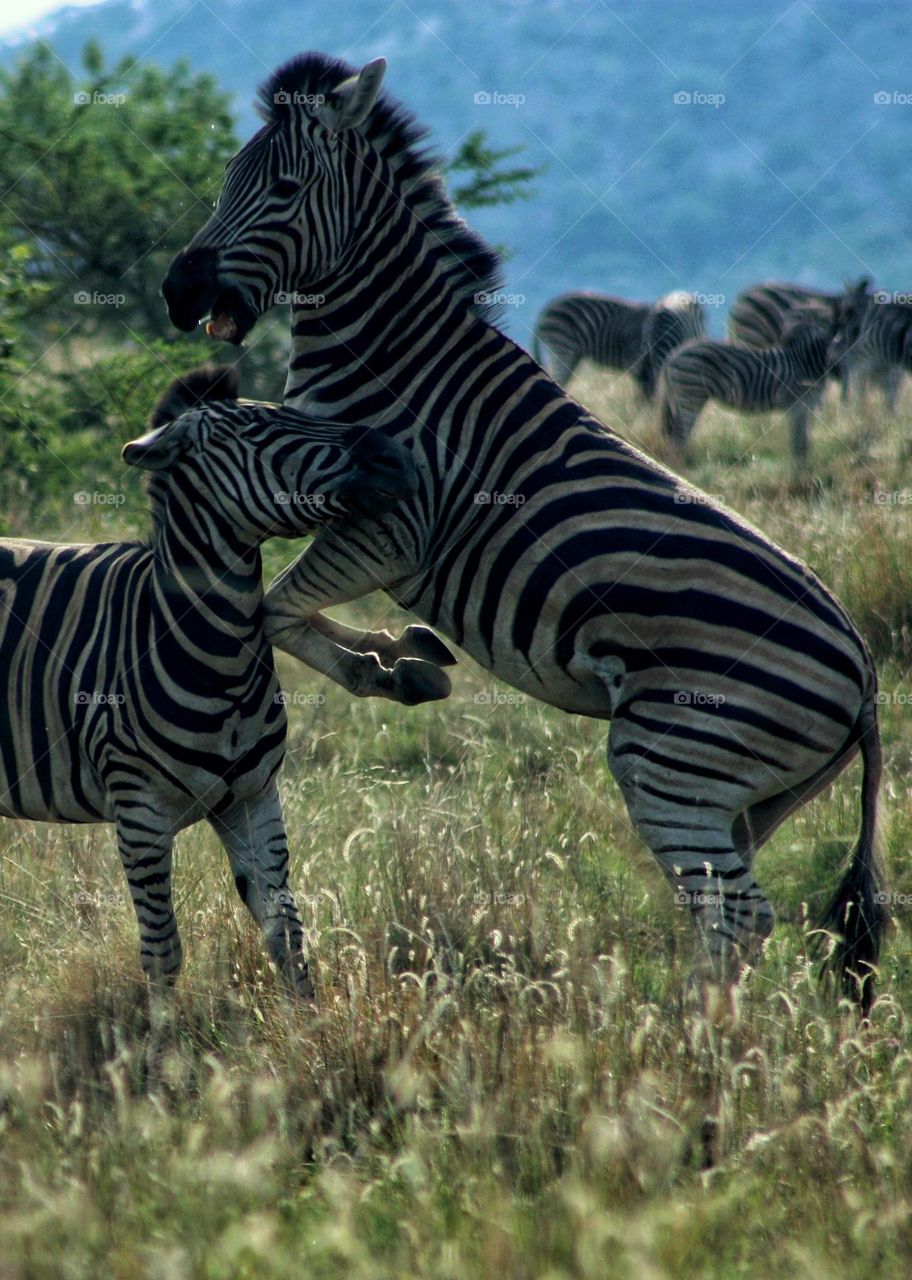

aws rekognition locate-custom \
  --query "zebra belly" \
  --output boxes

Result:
[404,548,865,799]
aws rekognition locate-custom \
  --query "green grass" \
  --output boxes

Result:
[2,372,912,1278]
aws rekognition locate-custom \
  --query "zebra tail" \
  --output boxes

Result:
[818,698,888,1015]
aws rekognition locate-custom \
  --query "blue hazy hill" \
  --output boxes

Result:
[3,0,909,343]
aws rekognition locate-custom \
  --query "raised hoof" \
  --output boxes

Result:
[393,658,452,705]
[401,625,458,667]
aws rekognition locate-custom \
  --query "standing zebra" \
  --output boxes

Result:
[163,54,886,1008]
[0,366,416,997]
[829,293,912,413]
[660,309,835,459]
[728,278,871,402]
[635,290,707,400]
[532,292,650,389]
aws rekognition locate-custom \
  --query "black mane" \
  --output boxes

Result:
[256,53,504,324]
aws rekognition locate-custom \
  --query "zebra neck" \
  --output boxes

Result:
[150,484,265,670]
[284,203,480,417]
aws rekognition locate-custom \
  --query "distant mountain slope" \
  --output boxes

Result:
[3,0,909,344]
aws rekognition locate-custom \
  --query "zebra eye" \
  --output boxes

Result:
[272,178,300,200]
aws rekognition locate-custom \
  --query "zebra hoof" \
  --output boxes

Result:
[392,658,452,705]
[401,625,458,667]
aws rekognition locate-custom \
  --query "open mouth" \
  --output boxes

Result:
[206,311,239,343]
[201,287,258,347]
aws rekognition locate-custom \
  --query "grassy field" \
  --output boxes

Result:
[1,369,911,1278]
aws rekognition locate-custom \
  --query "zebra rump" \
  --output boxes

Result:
[635,291,707,399]
[532,292,651,387]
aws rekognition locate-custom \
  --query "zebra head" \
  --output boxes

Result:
[828,278,874,374]
[161,55,389,345]
[124,366,417,536]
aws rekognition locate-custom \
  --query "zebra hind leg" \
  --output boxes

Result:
[607,744,775,987]
[208,781,314,1000]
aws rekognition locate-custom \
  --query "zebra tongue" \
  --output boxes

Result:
[206,312,238,342]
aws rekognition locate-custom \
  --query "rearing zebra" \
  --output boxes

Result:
[660,309,835,459]
[0,366,416,997]
[532,292,651,390]
[163,54,887,1008]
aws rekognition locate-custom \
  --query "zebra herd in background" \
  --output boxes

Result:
[533,275,907,458]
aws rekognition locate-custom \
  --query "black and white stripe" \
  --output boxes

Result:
[830,293,912,412]
[661,310,835,458]
[635,290,707,400]
[163,54,886,1008]
[2,366,415,996]
[532,292,651,389]
[729,278,870,402]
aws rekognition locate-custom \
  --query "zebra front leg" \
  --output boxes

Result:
[264,531,451,705]
[268,614,452,704]
[307,612,457,669]
[114,812,182,987]
[208,781,314,999]
[660,393,701,460]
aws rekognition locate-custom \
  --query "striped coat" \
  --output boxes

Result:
[532,292,650,389]
[163,53,886,1009]
[1,368,415,996]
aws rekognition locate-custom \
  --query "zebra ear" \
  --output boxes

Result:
[318,58,386,131]
[122,418,191,472]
